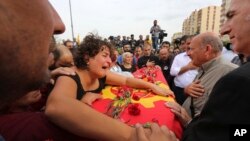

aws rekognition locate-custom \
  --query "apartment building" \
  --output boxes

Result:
[182,6,221,35]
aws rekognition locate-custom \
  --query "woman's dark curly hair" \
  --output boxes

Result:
[74,33,114,69]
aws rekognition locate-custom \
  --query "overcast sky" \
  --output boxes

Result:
[50,0,222,42]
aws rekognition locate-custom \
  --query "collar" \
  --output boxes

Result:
[200,56,222,73]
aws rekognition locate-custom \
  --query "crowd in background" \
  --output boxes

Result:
[62,31,246,91]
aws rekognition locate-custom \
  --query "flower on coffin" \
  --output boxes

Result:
[106,86,141,119]
[132,94,140,101]
[138,66,159,83]
[128,103,141,116]
[147,76,154,83]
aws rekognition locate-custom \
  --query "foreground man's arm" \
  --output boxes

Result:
[46,94,136,141]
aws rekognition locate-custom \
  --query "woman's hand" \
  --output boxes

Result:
[151,85,175,97]
[50,67,76,84]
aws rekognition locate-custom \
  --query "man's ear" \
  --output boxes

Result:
[204,44,212,58]
[205,44,212,51]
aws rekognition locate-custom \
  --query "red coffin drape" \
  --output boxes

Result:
[92,67,183,139]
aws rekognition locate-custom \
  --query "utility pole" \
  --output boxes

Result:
[69,0,75,41]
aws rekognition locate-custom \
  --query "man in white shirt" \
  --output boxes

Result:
[170,35,198,104]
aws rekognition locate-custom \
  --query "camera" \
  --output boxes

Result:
[159,30,168,44]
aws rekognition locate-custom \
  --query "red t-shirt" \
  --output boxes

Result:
[0,112,90,141]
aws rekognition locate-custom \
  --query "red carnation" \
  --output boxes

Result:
[141,74,146,79]
[132,94,140,101]
[152,72,157,77]
[116,95,121,100]
[128,103,141,116]
[147,76,154,83]
[139,69,145,73]
[118,88,124,94]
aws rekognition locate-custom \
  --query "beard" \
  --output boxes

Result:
[0,56,51,95]
[26,69,51,91]
[0,68,50,112]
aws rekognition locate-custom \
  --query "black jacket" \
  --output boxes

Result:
[183,62,250,141]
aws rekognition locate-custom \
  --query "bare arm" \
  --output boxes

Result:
[106,71,174,97]
[45,76,134,141]
[178,61,198,75]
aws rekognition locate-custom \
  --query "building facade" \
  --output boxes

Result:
[182,6,221,35]
[171,32,183,41]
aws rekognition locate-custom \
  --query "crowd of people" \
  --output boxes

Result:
[1,0,250,141]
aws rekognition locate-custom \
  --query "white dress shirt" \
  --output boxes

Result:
[170,52,198,88]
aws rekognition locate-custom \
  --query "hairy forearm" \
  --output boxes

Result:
[45,95,134,141]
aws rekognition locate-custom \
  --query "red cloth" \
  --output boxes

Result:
[92,67,183,139]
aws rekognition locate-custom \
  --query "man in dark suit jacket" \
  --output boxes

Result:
[166,0,250,141]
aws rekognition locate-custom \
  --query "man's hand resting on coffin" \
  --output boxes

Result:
[165,101,192,127]
[135,123,179,141]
